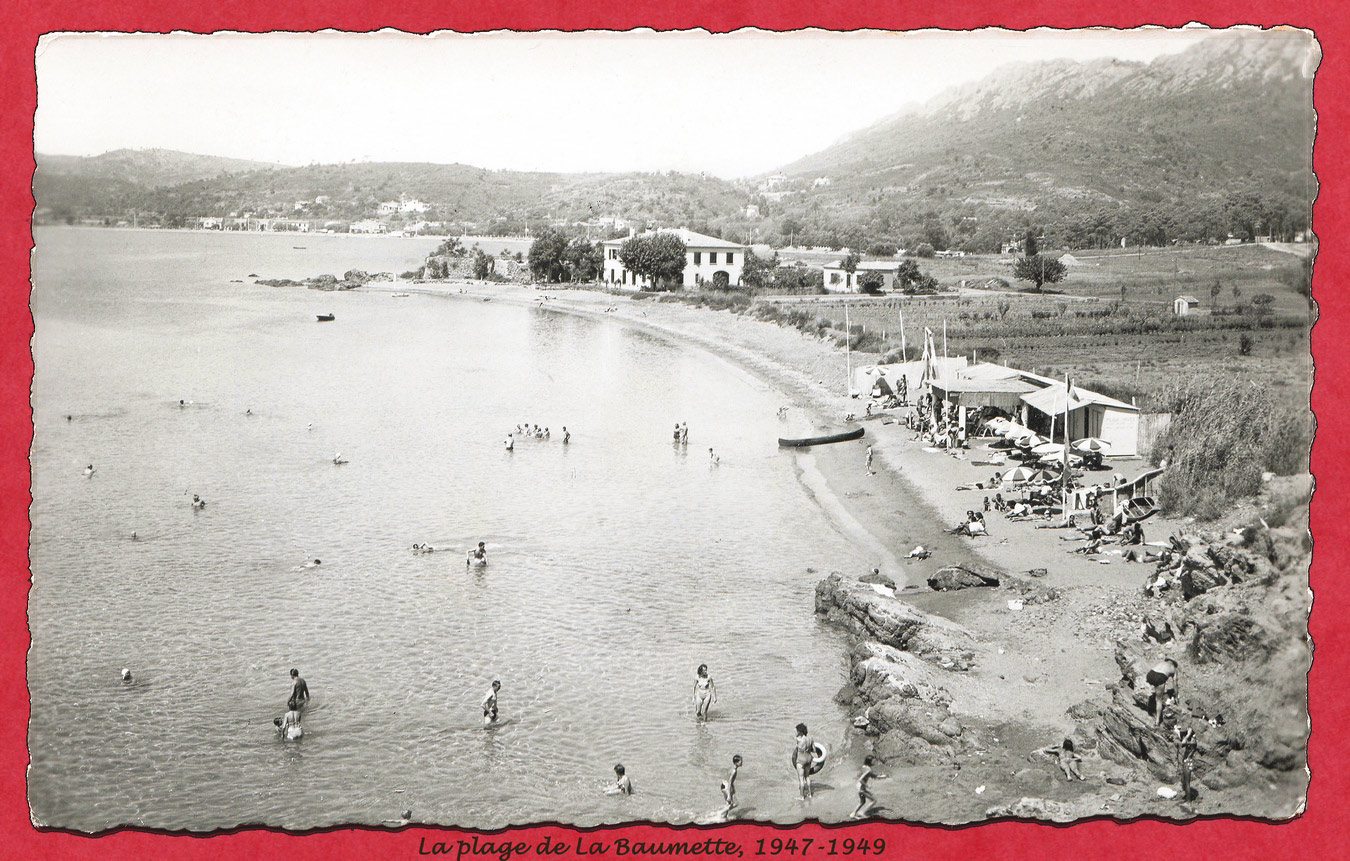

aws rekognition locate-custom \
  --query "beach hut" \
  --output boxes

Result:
[1019,383,1140,457]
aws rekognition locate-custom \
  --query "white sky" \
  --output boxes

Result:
[35,28,1217,178]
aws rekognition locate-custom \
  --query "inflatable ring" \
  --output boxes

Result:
[807,742,829,776]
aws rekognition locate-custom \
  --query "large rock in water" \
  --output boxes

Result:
[815,574,975,662]
[928,565,1000,591]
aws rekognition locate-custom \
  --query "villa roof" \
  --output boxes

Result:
[600,227,746,249]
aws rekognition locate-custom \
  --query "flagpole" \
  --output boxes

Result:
[845,301,852,397]
[899,307,907,363]
[1062,374,1072,525]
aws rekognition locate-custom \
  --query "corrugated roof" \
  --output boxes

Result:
[1021,383,1138,415]
[957,362,1023,381]
[934,378,1040,394]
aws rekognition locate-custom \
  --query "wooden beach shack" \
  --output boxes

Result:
[1020,382,1141,456]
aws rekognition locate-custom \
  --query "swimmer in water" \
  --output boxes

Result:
[306,423,313,431]
[482,679,501,727]
[301,559,321,569]
[275,706,303,740]
[120,668,133,683]
[467,542,487,566]
[562,426,570,445]
[179,399,185,408]
[245,408,252,415]
[288,668,310,711]
[708,448,719,465]
[719,754,742,819]
[692,664,717,721]
[606,763,632,796]
[191,494,206,509]
[131,531,138,541]
[333,453,347,465]
[66,414,72,422]
[850,755,887,819]
[83,464,96,477]
[792,723,814,799]
[504,433,514,451]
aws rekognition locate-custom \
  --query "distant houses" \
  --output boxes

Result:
[600,228,747,290]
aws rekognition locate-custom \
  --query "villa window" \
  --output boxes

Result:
[709,252,718,265]
[726,253,734,265]
[694,252,701,265]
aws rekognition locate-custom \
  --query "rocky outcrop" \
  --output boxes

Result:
[983,797,1083,822]
[928,564,1000,591]
[815,573,975,665]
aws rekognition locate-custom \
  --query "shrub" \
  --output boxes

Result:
[1239,333,1254,355]
[1149,379,1312,520]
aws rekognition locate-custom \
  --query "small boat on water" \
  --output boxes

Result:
[392,292,410,298]
[778,427,865,448]
[316,314,335,322]
[293,246,307,249]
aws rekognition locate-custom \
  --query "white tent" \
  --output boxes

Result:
[1020,383,1140,456]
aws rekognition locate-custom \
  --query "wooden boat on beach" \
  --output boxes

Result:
[1121,496,1160,523]
[778,427,864,448]
[316,314,335,322]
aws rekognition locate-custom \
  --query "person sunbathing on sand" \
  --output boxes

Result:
[1036,739,1084,780]
[905,545,931,560]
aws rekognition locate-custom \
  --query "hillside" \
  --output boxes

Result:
[769,30,1317,251]
[33,30,1317,251]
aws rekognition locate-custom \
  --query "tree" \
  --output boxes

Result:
[563,238,603,282]
[435,236,466,258]
[472,248,495,280]
[740,248,778,289]
[857,270,886,294]
[1023,228,1039,257]
[528,228,569,282]
[1013,254,1067,292]
[1210,278,1222,304]
[842,249,861,275]
[620,232,687,290]
[1248,293,1275,316]
[895,259,939,295]
[914,243,936,258]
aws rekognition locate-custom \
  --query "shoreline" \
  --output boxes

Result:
[364,278,1305,823]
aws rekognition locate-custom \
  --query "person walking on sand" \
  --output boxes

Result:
[720,754,742,819]
[850,755,887,819]
[692,664,717,720]
[791,723,815,799]
[865,445,874,475]
[288,668,310,711]
[482,679,501,727]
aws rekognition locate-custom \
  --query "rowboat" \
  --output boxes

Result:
[778,427,864,448]
[316,314,335,322]
[1121,496,1159,523]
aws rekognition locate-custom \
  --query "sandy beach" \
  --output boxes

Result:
[350,278,1310,823]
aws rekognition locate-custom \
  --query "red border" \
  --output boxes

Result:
[4,3,1345,858]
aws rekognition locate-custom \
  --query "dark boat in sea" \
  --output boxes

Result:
[778,427,865,448]
[316,314,335,322]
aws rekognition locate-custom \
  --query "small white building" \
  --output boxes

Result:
[377,201,399,215]
[744,204,761,219]
[350,220,387,234]
[600,228,748,290]
[1173,295,1201,316]
[822,261,897,293]
[399,198,429,214]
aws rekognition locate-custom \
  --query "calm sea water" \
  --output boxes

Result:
[28,228,871,832]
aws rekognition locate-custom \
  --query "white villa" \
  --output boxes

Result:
[822,260,899,293]
[600,228,748,290]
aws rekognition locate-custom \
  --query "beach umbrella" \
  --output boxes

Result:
[1015,433,1048,449]
[1004,466,1040,483]
[1031,442,1067,458]
[1003,424,1034,439]
[1072,438,1112,454]
[984,417,1013,433]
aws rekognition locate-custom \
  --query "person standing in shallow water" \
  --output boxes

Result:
[289,668,310,711]
[606,763,632,795]
[482,679,501,727]
[692,664,717,720]
[791,723,815,799]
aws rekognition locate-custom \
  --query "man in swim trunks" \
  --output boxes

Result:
[289,668,310,711]
[1146,658,1178,726]
[504,434,514,451]
[720,754,742,818]
[562,427,570,445]
[469,542,487,564]
[792,723,815,799]
[482,679,501,727]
